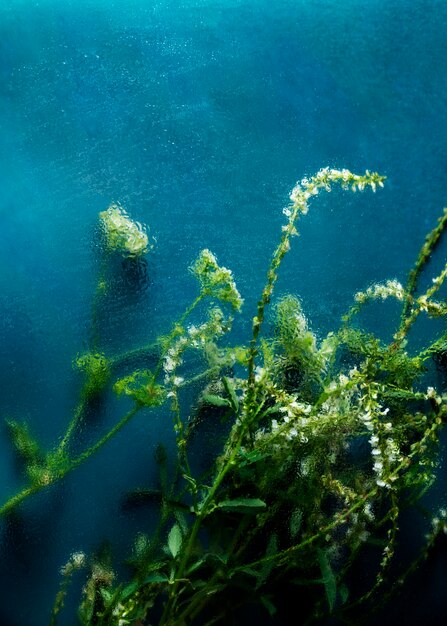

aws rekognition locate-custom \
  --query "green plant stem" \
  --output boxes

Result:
[57,400,87,454]
[65,405,141,473]
[246,222,297,405]
[0,406,140,519]
[174,517,252,624]
[91,256,108,352]
[0,291,207,520]
[108,341,159,372]
[159,415,252,625]
[160,172,385,624]
[400,207,447,322]
[0,484,43,517]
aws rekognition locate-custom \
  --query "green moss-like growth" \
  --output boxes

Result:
[114,370,166,408]
[75,352,110,398]
[99,202,151,257]
[191,248,244,311]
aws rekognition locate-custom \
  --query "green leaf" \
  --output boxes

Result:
[290,508,303,538]
[261,596,277,617]
[186,553,228,575]
[222,376,239,412]
[202,394,231,407]
[239,449,270,467]
[259,404,282,417]
[99,588,113,605]
[186,558,206,575]
[229,566,260,581]
[143,573,169,584]
[317,549,337,613]
[174,510,189,535]
[6,420,42,466]
[120,581,139,600]
[217,498,266,513]
[257,534,278,589]
[167,524,183,558]
[339,583,349,605]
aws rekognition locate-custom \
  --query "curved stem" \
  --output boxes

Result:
[66,405,141,473]
[400,207,447,323]
[57,400,87,454]
[0,406,141,519]
[159,412,254,625]
[0,290,206,520]
[0,484,42,517]
[90,255,109,352]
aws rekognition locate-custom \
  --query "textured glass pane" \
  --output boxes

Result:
[1,2,447,625]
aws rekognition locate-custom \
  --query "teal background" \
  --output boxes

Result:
[1,1,447,624]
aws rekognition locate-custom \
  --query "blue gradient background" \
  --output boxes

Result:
[1,1,447,624]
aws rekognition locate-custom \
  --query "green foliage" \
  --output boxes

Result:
[5,420,54,486]
[317,548,337,613]
[113,370,166,407]
[3,168,447,626]
[191,248,244,311]
[99,202,151,257]
[6,419,42,466]
[272,294,326,399]
[75,352,110,398]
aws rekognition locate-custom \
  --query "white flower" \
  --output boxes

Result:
[163,357,176,372]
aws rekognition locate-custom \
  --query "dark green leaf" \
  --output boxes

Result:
[339,583,349,605]
[120,582,138,600]
[222,377,239,412]
[317,549,337,613]
[239,449,270,467]
[202,394,231,407]
[6,420,43,466]
[257,534,278,589]
[290,509,303,538]
[261,596,277,617]
[143,573,169,584]
[217,498,266,513]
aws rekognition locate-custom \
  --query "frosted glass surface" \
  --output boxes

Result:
[1,1,447,624]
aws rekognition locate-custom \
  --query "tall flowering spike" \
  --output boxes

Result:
[288,168,386,217]
[99,202,151,258]
[191,249,243,311]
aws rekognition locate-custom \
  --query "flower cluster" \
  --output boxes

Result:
[60,551,86,576]
[99,203,150,257]
[288,168,385,217]
[191,249,243,311]
[320,368,360,418]
[163,335,188,384]
[416,295,447,316]
[426,386,442,405]
[163,307,231,390]
[431,508,447,535]
[358,383,401,489]
[354,280,405,304]
[187,307,230,349]
[370,431,400,488]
